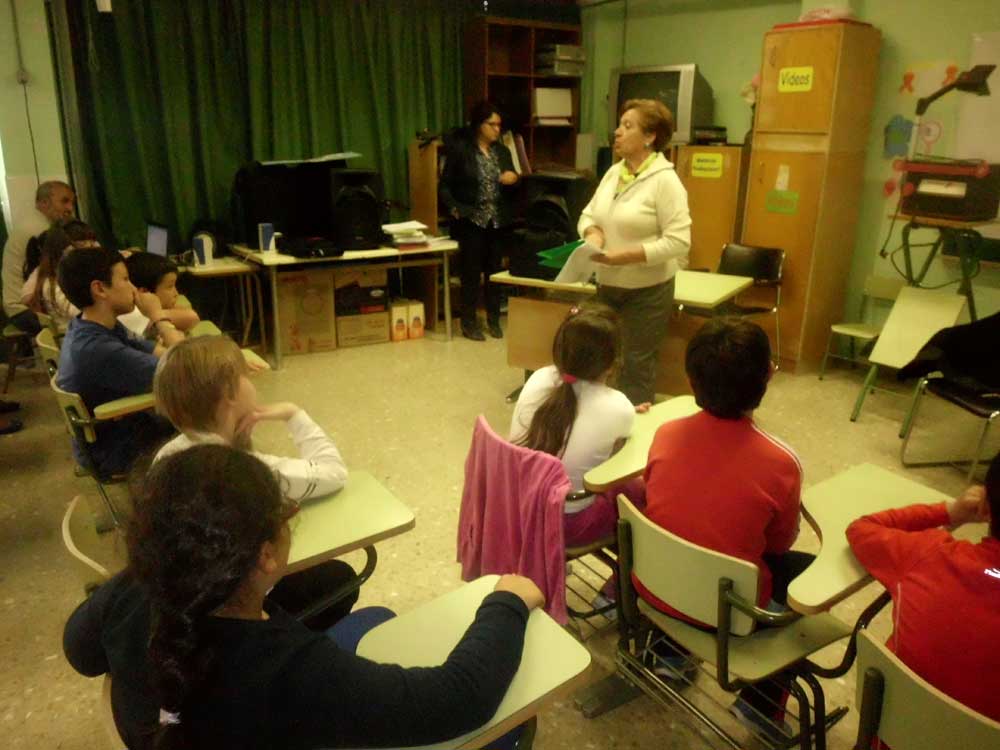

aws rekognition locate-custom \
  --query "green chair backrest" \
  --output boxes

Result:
[618,495,759,636]
[855,630,1000,749]
[36,329,60,375]
[50,374,98,444]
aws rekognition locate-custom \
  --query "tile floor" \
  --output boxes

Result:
[0,325,993,749]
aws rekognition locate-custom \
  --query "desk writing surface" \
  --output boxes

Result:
[179,257,256,277]
[356,575,592,750]
[287,471,415,573]
[490,270,752,309]
[232,241,458,267]
[787,463,951,614]
[583,396,700,492]
[869,287,968,369]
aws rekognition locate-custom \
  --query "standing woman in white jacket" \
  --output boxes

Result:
[151,335,354,628]
[578,99,691,405]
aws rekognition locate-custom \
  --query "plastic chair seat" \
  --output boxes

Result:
[638,600,851,682]
[566,534,616,560]
[927,378,1000,419]
[830,322,880,340]
[3,324,28,339]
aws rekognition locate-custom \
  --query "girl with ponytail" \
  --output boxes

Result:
[510,303,644,547]
[64,445,544,749]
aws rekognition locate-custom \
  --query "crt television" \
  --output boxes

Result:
[608,64,714,145]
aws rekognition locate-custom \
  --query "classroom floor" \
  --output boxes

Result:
[1,323,994,749]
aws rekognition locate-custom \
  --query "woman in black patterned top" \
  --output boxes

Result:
[440,101,519,340]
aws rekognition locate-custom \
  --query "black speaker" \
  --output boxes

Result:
[520,173,595,229]
[232,158,352,244]
[330,169,386,251]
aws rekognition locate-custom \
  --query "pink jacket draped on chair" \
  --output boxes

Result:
[457,415,571,623]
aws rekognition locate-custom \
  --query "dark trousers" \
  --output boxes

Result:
[597,279,674,405]
[741,551,817,721]
[7,309,41,336]
[456,219,503,326]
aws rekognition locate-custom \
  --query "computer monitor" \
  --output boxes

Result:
[608,64,715,145]
[146,223,169,257]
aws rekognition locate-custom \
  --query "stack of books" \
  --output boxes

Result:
[382,221,430,249]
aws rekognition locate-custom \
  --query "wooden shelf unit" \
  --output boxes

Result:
[464,16,582,170]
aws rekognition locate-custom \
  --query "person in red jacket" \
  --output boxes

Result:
[847,453,1000,723]
[640,318,811,743]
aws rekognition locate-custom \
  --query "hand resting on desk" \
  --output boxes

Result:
[494,574,545,612]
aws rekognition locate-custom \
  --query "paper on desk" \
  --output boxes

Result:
[382,220,428,234]
[553,242,602,284]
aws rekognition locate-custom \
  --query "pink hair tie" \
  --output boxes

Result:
[561,373,578,384]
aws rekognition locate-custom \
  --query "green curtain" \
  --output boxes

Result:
[62,0,465,248]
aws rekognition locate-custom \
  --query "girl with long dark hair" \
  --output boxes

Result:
[63,445,544,749]
[510,304,642,547]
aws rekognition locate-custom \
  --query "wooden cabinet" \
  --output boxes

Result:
[464,16,581,170]
[408,138,443,235]
[675,145,749,271]
[742,21,881,370]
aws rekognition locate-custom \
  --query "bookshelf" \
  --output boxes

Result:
[463,16,582,170]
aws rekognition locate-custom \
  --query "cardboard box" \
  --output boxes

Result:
[407,300,425,339]
[336,312,390,347]
[390,299,410,342]
[276,269,336,355]
[334,269,389,315]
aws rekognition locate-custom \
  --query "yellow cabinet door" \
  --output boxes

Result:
[741,150,827,361]
[676,145,747,272]
[756,25,841,134]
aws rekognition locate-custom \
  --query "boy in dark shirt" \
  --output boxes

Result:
[55,248,183,476]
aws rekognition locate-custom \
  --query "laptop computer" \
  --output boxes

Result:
[146,222,169,257]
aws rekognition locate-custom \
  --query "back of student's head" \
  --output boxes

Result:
[987,452,1000,538]
[686,318,771,419]
[154,336,248,433]
[126,252,177,292]
[127,444,287,746]
[517,304,621,456]
[57,247,123,310]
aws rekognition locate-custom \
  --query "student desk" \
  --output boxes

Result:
[787,463,951,615]
[491,270,752,397]
[583,395,700,492]
[180,257,266,350]
[850,286,968,421]
[232,240,460,369]
[356,575,592,750]
[287,470,415,575]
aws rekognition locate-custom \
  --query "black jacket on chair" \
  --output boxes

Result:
[898,311,1000,389]
[439,127,517,229]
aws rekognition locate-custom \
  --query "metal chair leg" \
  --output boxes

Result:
[966,415,996,482]
[819,330,835,380]
[899,379,928,462]
[850,364,878,422]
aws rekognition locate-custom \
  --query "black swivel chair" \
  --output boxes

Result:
[683,243,785,361]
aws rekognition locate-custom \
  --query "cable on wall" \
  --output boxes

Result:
[9,0,41,185]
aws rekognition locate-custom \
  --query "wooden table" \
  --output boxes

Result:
[491,270,752,397]
[287,470,415,574]
[233,240,459,369]
[356,575,592,750]
[787,463,951,615]
[583,395,700,492]
[180,257,266,349]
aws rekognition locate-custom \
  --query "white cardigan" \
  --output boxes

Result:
[577,152,691,290]
[154,409,348,502]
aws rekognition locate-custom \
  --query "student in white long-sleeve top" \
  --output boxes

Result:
[152,335,347,501]
[151,335,352,627]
